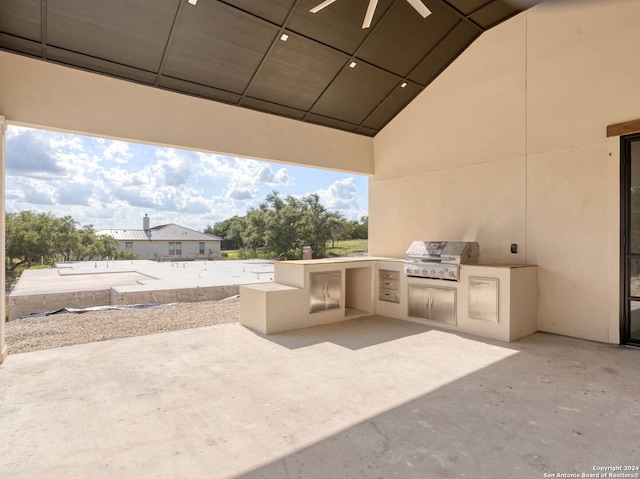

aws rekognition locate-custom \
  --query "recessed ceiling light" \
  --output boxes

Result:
[401,82,408,88]
[349,61,357,68]
[280,33,289,42]
[187,0,197,5]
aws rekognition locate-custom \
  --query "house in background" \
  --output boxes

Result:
[98,215,222,261]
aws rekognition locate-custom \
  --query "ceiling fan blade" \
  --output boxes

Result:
[310,0,339,14]
[406,0,431,18]
[362,0,379,28]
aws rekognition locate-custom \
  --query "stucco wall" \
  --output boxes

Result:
[0,50,373,175]
[372,0,638,343]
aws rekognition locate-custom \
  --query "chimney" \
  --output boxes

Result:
[143,214,150,230]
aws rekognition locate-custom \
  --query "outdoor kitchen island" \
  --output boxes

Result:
[240,257,537,342]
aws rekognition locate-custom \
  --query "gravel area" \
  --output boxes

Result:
[5,298,240,355]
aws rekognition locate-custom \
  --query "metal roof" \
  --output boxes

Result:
[98,224,222,242]
[0,0,542,137]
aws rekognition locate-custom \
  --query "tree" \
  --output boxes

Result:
[5,211,136,273]
[242,207,268,255]
[298,193,335,258]
[51,215,80,262]
[206,216,246,250]
[205,193,367,259]
[350,216,368,240]
[6,211,57,269]
[328,212,349,248]
[234,191,339,259]
[262,192,304,259]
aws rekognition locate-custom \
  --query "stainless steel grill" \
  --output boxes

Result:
[404,241,479,281]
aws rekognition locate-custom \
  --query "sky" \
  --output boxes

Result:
[4,125,368,232]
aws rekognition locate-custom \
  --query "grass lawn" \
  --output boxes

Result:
[221,239,368,260]
[325,239,368,257]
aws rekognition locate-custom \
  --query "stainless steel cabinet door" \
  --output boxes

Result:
[430,286,456,324]
[408,284,430,319]
[325,271,342,311]
[309,271,342,313]
[409,284,456,324]
[309,272,326,313]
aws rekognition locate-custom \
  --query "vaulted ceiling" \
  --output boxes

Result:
[0,0,541,136]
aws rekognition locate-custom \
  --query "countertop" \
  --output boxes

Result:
[278,256,402,265]
[279,257,535,268]
[466,263,537,269]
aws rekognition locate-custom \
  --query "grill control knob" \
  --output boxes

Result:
[430,270,436,275]
[449,271,455,277]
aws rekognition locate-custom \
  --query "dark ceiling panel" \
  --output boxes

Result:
[287,0,394,54]
[0,34,42,57]
[354,126,378,137]
[358,0,460,77]
[47,0,178,72]
[305,113,359,133]
[362,81,422,130]
[445,0,492,16]
[221,0,296,25]
[162,2,278,94]
[240,97,307,121]
[0,0,542,136]
[311,61,399,125]
[245,33,348,111]
[408,20,479,85]
[158,76,242,105]
[47,47,158,84]
[0,0,41,42]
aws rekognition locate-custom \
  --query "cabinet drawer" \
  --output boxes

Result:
[469,277,498,322]
[379,278,399,290]
[379,269,399,281]
[379,288,400,303]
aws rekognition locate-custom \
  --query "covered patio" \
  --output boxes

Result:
[1,318,637,478]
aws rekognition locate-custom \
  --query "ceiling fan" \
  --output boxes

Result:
[310,0,431,29]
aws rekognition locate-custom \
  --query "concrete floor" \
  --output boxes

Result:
[0,318,638,479]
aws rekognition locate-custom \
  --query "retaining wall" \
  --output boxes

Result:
[110,285,240,305]
[9,285,240,321]
[8,290,112,321]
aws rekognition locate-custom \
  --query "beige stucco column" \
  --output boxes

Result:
[0,116,6,363]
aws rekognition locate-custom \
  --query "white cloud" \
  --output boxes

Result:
[5,128,68,179]
[56,180,94,206]
[18,178,57,205]
[154,149,197,187]
[215,157,293,201]
[316,177,366,220]
[4,126,367,231]
[102,140,132,164]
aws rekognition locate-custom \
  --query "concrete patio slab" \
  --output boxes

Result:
[0,318,638,478]
[8,259,274,320]
[11,260,275,296]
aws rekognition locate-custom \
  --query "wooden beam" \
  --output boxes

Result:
[607,119,640,137]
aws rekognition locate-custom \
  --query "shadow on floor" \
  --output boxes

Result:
[246,316,436,351]
[238,333,639,478]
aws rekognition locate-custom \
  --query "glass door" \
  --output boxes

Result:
[621,134,640,345]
